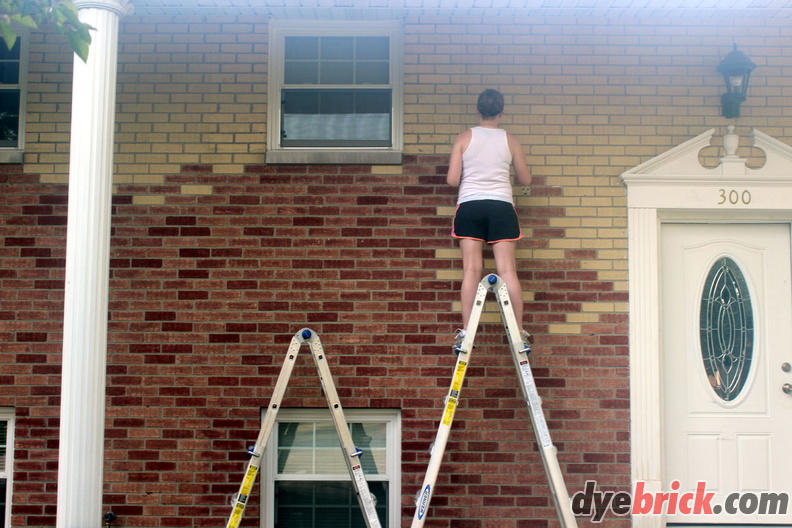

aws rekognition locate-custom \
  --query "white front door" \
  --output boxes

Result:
[662,223,792,525]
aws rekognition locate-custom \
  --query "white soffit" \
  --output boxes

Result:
[127,0,792,18]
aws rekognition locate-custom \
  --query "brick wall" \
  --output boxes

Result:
[2,9,791,528]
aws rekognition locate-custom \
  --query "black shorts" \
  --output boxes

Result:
[452,199,522,244]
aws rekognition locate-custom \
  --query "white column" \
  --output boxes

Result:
[56,1,130,527]
[627,207,665,528]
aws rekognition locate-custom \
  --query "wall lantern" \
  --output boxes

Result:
[716,44,756,119]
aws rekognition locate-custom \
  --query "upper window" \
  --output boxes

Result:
[0,409,14,528]
[0,37,26,162]
[261,408,401,528]
[267,21,403,164]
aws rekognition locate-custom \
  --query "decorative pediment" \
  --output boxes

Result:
[751,129,792,174]
[622,128,719,178]
[621,127,792,184]
[621,127,792,210]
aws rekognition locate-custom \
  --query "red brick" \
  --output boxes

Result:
[2,105,634,528]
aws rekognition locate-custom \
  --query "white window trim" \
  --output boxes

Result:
[266,20,403,165]
[261,408,401,528]
[0,408,14,528]
[0,33,27,164]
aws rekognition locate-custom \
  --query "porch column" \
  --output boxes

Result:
[56,1,131,527]
[627,207,664,528]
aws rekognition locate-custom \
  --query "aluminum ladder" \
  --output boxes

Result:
[226,328,382,528]
[411,274,578,528]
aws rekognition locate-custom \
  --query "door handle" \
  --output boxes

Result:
[784,383,792,395]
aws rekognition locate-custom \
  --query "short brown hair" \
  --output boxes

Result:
[477,89,504,118]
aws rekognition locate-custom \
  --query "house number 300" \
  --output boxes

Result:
[718,189,752,205]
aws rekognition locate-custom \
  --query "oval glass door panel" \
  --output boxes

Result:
[699,257,754,401]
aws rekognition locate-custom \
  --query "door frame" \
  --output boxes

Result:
[621,128,792,528]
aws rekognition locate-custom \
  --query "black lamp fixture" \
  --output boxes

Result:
[716,44,756,119]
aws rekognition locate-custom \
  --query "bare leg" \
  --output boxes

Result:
[492,240,523,328]
[458,238,484,328]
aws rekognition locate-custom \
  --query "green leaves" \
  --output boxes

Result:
[0,0,93,61]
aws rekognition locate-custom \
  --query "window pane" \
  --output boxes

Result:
[275,481,388,528]
[356,62,389,84]
[352,423,386,475]
[284,61,318,84]
[354,91,390,115]
[315,482,351,505]
[278,422,314,474]
[315,448,346,474]
[0,90,20,148]
[315,422,342,448]
[285,36,389,86]
[276,507,313,527]
[0,36,20,149]
[321,37,354,60]
[0,63,19,85]
[0,479,5,528]
[0,421,6,472]
[278,448,312,474]
[282,89,391,147]
[285,37,318,60]
[280,423,315,447]
[356,37,389,60]
[320,92,354,114]
[285,37,320,83]
[0,39,21,86]
[283,92,319,115]
[278,421,388,476]
[278,422,349,474]
[320,61,354,84]
[351,423,385,449]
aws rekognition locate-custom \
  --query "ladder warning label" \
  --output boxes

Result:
[451,361,467,392]
[441,398,457,426]
[241,465,258,492]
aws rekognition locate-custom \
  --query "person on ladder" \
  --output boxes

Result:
[448,88,533,350]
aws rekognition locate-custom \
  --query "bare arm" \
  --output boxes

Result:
[507,133,532,186]
[447,130,471,187]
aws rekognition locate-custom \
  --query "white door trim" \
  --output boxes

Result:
[621,127,792,528]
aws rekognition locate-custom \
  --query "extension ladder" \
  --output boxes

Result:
[226,328,382,528]
[411,274,578,528]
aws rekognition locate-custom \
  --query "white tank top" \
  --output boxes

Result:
[458,126,513,204]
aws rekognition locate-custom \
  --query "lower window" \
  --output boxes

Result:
[274,481,388,526]
[262,409,401,528]
[0,408,14,528]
